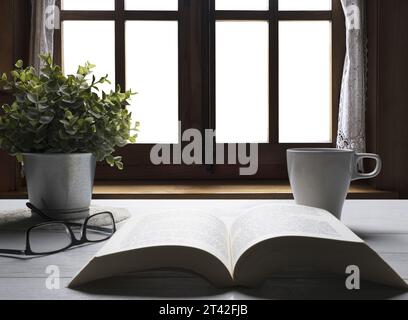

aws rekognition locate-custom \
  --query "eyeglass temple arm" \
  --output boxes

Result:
[26,203,52,220]
[0,249,26,255]
[66,222,113,233]
[27,203,115,233]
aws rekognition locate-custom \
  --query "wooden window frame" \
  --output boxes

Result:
[55,0,345,181]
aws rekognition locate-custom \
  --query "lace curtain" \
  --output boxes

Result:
[337,0,367,153]
[29,0,57,71]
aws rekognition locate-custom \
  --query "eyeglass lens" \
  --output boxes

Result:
[85,213,115,242]
[27,212,115,254]
[29,223,72,254]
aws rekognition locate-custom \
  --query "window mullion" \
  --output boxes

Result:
[54,0,62,66]
[207,0,216,171]
[208,0,216,134]
[270,0,279,144]
[115,0,126,90]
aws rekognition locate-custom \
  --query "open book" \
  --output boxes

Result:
[69,205,407,288]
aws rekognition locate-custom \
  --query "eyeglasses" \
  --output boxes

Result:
[0,203,116,256]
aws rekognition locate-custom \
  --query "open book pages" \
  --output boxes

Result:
[97,205,362,273]
[230,205,363,267]
[97,209,232,272]
[69,205,407,289]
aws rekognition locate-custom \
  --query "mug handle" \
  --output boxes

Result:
[352,153,382,181]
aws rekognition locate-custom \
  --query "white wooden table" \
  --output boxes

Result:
[0,200,407,300]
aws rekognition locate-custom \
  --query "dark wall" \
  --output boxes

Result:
[367,0,408,198]
[0,0,30,192]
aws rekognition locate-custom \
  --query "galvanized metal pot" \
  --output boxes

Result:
[23,153,96,221]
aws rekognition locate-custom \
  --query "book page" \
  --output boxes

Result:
[97,210,232,271]
[230,204,363,267]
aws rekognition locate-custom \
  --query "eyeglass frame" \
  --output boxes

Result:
[0,204,117,256]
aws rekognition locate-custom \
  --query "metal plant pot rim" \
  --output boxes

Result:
[22,153,94,157]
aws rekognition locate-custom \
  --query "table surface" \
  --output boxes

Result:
[0,199,408,300]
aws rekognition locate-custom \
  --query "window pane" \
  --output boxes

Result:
[62,21,115,93]
[216,22,269,144]
[62,0,114,10]
[126,21,179,144]
[216,0,269,11]
[125,0,178,11]
[279,21,332,143]
[279,0,331,11]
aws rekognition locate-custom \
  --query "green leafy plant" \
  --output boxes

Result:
[0,55,138,170]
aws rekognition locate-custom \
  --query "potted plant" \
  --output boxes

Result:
[0,55,137,220]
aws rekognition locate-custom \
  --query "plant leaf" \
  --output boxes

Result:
[39,115,54,125]
[15,60,23,68]
[0,56,137,169]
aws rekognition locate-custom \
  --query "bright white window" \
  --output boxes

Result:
[279,21,332,143]
[126,21,179,144]
[61,1,333,147]
[216,21,269,144]
[279,0,332,11]
[216,0,269,11]
[125,0,178,11]
[62,0,115,11]
[62,21,116,93]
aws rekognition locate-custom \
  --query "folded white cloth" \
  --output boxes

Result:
[0,206,131,230]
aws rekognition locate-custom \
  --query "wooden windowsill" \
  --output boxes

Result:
[0,181,398,200]
[91,181,398,200]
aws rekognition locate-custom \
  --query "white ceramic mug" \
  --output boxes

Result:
[287,149,382,219]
